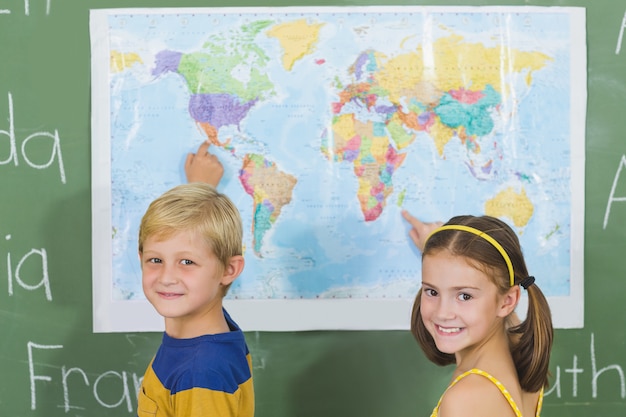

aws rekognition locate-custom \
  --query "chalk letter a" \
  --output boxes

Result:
[603,155,626,229]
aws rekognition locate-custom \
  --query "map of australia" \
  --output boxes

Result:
[92,7,585,329]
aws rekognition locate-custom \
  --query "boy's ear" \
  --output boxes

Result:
[220,255,245,286]
[497,285,521,318]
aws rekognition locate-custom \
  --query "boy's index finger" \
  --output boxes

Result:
[196,140,211,155]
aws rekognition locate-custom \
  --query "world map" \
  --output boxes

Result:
[91,6,586,329]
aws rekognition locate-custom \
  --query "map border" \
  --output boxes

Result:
[90,5,587,332]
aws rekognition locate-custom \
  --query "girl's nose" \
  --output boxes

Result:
[435,298,456,320]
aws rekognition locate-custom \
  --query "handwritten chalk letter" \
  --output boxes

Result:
[28,341,63,410]
[0,92,66,184]
[5,235,52,301]
[603,155,626,229]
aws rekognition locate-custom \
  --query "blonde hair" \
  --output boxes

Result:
[138,183,243,293]
[410,215,553,392]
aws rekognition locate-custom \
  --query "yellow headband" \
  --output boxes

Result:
[425,224,515,287]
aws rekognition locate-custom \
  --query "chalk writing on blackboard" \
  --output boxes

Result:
[26,0,52,15]
[28,341,141,412]
[0,0,51,15]
[0,92,66,184]
[28,341,62,410]
[545,333,626,399]
[603,155,626,229]
[617,9,626,54]
[3,235,52,301]
[23,331,626,413]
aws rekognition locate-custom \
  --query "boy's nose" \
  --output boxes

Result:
[157,265,179,285]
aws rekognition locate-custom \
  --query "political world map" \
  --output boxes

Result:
[90,6,586,331]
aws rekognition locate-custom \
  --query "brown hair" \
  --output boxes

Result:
[410,215,553,392]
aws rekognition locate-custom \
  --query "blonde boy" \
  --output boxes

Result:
[136,183,254,417]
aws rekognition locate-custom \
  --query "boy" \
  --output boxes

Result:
[136,182,254,417]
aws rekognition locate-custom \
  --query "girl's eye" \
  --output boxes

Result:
[457,293,472,301]
[148,258,162,264]
[180,259,194,266]
[424,288,438,297]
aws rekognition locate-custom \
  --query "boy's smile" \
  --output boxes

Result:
[140,230,229,338]
[157,291,184,300]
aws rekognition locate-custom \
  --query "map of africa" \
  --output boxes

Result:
[91,6,586,330]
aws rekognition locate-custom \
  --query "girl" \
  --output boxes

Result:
[402,211,553,417]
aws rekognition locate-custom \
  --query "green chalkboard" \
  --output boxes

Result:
[0,0,624,416]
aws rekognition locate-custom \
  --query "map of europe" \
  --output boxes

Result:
[93,7,585,326]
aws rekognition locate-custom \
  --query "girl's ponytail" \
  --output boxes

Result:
[509,283,553,392]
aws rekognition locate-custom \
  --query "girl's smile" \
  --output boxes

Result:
[420,250,506,361]
[436,325,463,334]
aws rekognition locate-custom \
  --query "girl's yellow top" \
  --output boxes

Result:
[430,368,543,417]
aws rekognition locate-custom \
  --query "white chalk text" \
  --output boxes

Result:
[28,342,142,412]
[603,154,626,229]
[0,0,51,16]
[546,333,626,400]
[0,92,66,184]
[2,234,52,301]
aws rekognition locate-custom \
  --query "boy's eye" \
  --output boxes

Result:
[148,258,162,264]
[457,293,472,301]
[180,259,194,266]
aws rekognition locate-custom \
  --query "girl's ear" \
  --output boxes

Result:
[497,285,521,318]
[220,255,245,286]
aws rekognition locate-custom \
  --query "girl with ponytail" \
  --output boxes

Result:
[402,211,553,417]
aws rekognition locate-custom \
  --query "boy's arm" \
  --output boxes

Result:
[185,141,224,187]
